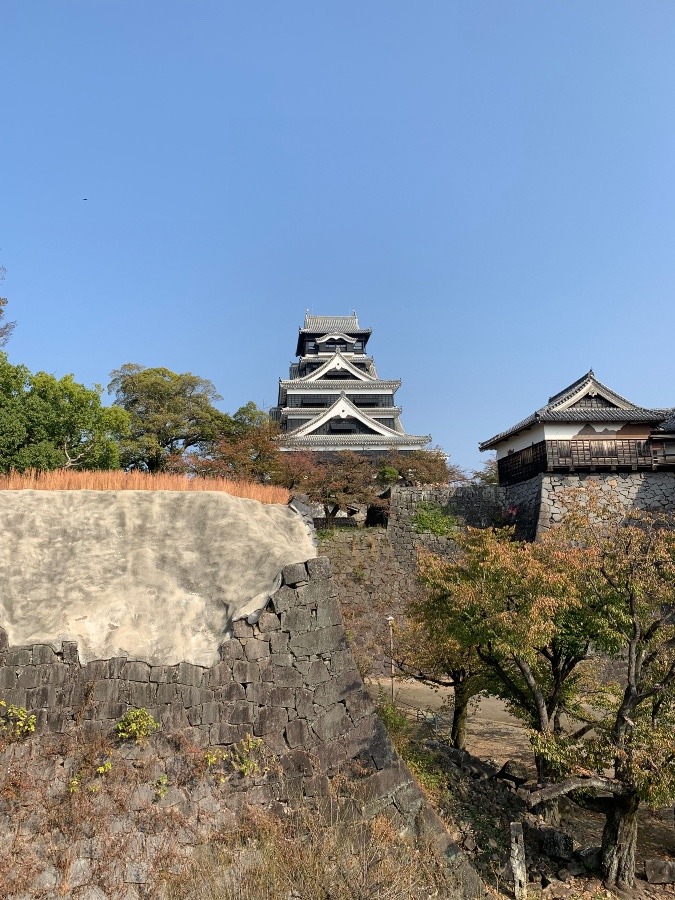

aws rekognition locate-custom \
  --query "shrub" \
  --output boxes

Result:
[0,700,36,742]
[115,708,160,743]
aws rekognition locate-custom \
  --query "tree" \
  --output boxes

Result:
[108,364,232,472]
[470,454,498,485]
[395,616,486,750]
[416,490,675,890]
[281,450,380,525]
[186,402,283,483]
[522,498,675,890]
[0,353,128,472]
[416,527,594,778]
[376,449,465,487]
[0,266,16,347]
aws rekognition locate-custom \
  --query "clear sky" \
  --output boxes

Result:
[2,2,675,472]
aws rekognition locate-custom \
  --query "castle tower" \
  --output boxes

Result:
[271,313,431,453]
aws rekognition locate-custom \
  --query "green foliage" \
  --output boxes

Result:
[115,707,160,743]
[375,695,409,734]
[0,699,36,741]
[0,268,16,347]
[154,773,169,800]
[0,353,129,473]
[204,734,267,779]
[108,363,231,472]
[411,501,459,536]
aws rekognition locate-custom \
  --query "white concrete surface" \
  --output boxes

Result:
[0,490,316,666]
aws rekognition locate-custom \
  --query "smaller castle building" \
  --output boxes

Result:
[480,370,675,486]
[271,313,431,453]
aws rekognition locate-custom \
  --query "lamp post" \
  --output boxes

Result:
[386,616,395,703]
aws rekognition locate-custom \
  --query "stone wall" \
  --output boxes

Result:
[0,557,481,898]
[318,528,416,677]
[537,472,675,532]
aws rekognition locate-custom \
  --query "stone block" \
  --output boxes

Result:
[244,639,270,661]
[253,706,288,735]
[156,683,180,704]
[312,705,351,743]
[93,680,121,703]
[646,860,675,884]
[270,686,296,708]
[257,612,281,633]
[41,662,69,686]
[295,580,331,606]
[313,670,361,708]
[268,653,293,668]
[130,681,157,707]
[295,688,314,718]
[270,631,289,653]
[32,644,56,665]
[187,706,202,726]
[282,562,308,587]
[261,666,302,688]
[233,660,260,684]
[0,667,15,690]
[316,597,343,628]
[307,556,331,580]
[281,749,313,777]
[177,662,204,686]
[246,682,272,705]
[208,662,233,687]
[224,701,253,725]
[231,619,253,639]
[345,690,372,723]
[122,661,151,682]
[82,660,107,681]
[6,648,31,666]
[179,685,212,706]
[211,722,248,745]
[270,585,297,614]
[281,607,314,634]
[201,701,220,725]
[218,682,246,702]
[289,625,345,656]
[285,718,311,749]
[218,641,244,662]
[17,666,41,690]
[103,657,128,679]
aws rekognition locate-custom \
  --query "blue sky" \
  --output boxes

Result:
[2,2,675,472]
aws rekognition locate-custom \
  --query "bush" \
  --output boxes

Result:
[115,708,160,743]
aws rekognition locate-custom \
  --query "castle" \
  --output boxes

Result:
[271,313,430,453]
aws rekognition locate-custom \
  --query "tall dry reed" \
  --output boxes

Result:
[0,469,290,505]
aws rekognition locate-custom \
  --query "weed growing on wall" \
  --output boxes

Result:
[0,699,36,743]
[411,502,459,537]
[115,707,160,743]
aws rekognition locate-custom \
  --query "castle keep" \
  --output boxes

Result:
[271,313,430,453]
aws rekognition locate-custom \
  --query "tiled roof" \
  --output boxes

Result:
[280,379,401,390]
[280,433,430,447]
[652,410,675,433]
[480,369,671,450]
[546,370,637,410]
[300,314,371,334]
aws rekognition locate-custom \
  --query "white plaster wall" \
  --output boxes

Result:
[0,491,316,666]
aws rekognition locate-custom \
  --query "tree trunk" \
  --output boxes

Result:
[601,792,640,889]
[450,680,471,750]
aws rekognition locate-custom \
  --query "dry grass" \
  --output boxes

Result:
[0,469,290,505]
[160,807,459,900]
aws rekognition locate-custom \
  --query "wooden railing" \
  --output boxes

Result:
[498,439,674,486]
